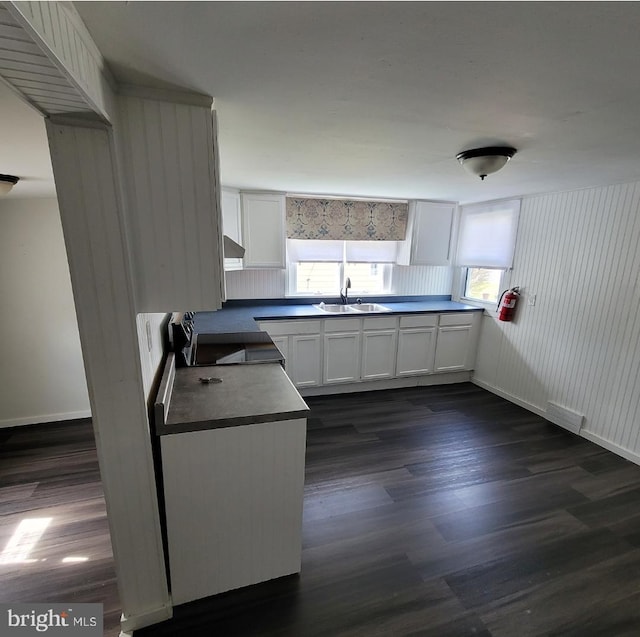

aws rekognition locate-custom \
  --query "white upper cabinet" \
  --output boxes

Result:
[116,91,224,312]
[221,189,243,271]
[397,201,456,266]
[241,193,286,268]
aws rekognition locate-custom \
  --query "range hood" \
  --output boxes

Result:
[223,235,245,258]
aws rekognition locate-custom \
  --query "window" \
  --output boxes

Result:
[464,267,504,303]
[456,199,520,305]
[287,239,394,296]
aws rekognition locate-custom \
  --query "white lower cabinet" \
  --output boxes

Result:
[291,334,322,387]
[396,314,438,376]
[260,311,480,392]
[434,313,479,372]
[361,316,398,380]
[323,318,362,384]
[258,320,322,388]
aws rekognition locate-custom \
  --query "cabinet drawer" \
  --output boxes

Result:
[363,316,397,331]
[439,313,475,327]
[324,317,362,333]
[259,320,321,336]
[399,314,438,329]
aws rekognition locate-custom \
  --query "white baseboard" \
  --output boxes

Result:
[299,371,472,397]
[580,430,640,466]
[471,378,547,418]
[119,603,173,633]
[471,377,640,467]
[0,409,92,429]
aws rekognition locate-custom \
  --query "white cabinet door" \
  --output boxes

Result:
[434,325,474,372]
[361,330,397,380]
[324,332,361,384]
[396,327,437,376]
[291,334,322,387]
[222,189,243,271]
[397,201,455,266]
[241,193,286,268]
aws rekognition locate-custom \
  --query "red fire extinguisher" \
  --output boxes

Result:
[497,287,521,322]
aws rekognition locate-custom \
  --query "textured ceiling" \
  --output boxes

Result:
[6,2,640,204]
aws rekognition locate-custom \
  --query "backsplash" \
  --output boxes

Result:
[225,265,453,299]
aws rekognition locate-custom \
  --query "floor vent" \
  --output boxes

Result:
[546,401,584,434]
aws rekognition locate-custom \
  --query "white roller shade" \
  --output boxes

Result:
[456,199,521,268]
[345,240,399,263]
[287,239,343,262]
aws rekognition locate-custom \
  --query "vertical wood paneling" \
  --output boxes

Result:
[225,269,287,299]
[6,0,112,119]
[45,119,170,629]
[116,92,224,312]
[393,265,454,295]
[474,180,640,461]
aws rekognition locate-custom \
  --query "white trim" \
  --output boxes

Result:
[119,604,173,634]
[118,83,213,107]
[579,430,640,466]
[0,410,92,429]
[471,377,547,417]
[472,378,640,467]
[299,371,472,396]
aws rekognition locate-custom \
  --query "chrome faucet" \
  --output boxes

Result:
[340,277,351,304]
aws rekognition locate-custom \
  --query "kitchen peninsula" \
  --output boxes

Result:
[155,354,309,605]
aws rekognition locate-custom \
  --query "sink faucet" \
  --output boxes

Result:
[340,277,352,304]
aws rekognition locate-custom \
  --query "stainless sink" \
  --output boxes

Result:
[313,302,392,313]
[313,303,358,313]
[348,303,391,313]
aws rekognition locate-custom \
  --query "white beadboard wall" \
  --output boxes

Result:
[473,180,640,462]
[46,118,170,629]
[136,313,170,400]
[116,91,224,313]
[224,265,452,299]
[4,1,114,119]
[225,269,287,299]
[393,265,453,295]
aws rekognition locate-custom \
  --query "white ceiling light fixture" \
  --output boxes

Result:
[0,174,19,195]
[456,147,517,181]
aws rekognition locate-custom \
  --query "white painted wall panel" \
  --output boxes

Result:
[474,181,640,461]
[225,269,286,299]
[0,198,90,427]
[161,418,307,604]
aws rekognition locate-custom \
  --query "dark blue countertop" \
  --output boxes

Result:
[193,296,484,334]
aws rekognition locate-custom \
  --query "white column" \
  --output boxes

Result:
[45,118,171,632]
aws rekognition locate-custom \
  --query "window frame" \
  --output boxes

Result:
[460,266,508,306]
[286,243,395,297]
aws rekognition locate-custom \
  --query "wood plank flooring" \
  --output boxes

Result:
[0,419,121,636]
[3,383,640,636]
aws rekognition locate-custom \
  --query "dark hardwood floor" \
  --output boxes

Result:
[3,383,640,636]
[0,419,121,636]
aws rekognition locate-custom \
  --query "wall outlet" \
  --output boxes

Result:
[528,294,537,306]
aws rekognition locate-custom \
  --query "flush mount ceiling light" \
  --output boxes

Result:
[456,147,517,181]
[0,174,19,195]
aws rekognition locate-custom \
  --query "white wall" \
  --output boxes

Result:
[473,180,640,463]
[0,197,90,427]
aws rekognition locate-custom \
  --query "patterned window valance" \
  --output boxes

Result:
[286,197,408,241]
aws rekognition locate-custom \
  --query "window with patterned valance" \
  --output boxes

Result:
[286,197,408,241]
